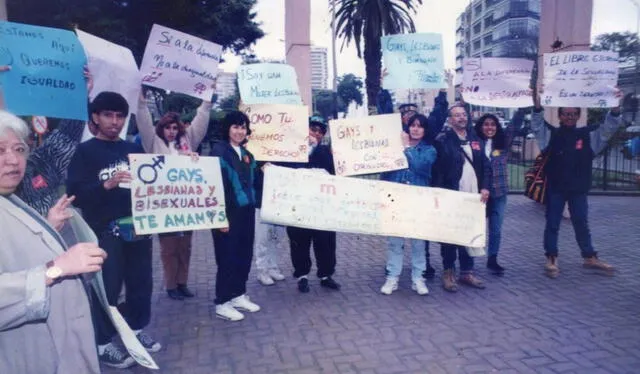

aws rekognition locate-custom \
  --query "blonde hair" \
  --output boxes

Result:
[0,110,30,142]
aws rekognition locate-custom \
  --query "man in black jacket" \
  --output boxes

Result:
[433,104,491,292]
[534,99,616,277]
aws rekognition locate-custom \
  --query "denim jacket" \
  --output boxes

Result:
[380,142,437,187]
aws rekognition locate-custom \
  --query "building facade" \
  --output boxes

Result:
[310,46,329,90]
[215,71,238,105]
[455,0,541,74]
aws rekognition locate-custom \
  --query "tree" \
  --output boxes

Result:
[313,89,345,121]
[7,0,265,63]
[337,74,363,117]
[592,32,640,64]
[331,0,422,110]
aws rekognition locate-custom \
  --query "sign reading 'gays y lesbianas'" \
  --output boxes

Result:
[140,24,222,100]
[0,21,88,120]
[237,63,303,105]
[461,57,534,108]
[329,113,408,177]
[381,32,446,90]
[542,51,619,108]
[242,104,310,163]
[129,154,228,235]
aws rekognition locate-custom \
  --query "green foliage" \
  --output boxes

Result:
[337,74,363,116]
[313,89,345,121]
[592,32,640,64]
[331,0,422,107]
[7,0,265,63]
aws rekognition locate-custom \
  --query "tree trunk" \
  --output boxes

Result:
[363,36,382,113]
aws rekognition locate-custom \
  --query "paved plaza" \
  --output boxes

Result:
[104,195,640,374]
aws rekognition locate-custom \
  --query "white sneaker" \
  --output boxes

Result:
[257,271,275,286]
[380,277,399,295]
[215,302,245,321]
[230,294,261,312]
[267,269,286,281]
[412,279,429,295]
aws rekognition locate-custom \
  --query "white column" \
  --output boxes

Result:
[285,0,312,114]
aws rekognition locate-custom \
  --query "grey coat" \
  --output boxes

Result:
[0,194,100,374]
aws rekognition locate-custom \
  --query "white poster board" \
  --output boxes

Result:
[461,57,534,108]
[261,166,486,248]
[129,154,228,234]
[140,24,222,100]
[237,63,302,105]
[76,29,141,140]
[382,33,446,89]
[329,113,407,176]
[243,104,309,162]
[542,51,619,108]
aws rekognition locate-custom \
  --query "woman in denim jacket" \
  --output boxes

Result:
[379,114,437,295]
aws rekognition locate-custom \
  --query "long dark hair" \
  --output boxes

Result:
[155,112,186,148]
[474,113,505,150]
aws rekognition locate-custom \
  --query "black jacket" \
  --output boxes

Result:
[433,129,492,192]
[545,125,594,193]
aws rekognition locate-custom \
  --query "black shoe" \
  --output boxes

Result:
[487,255,505,275]
[167,289,184,300]
[423,265,436,280]
[177,284,195,298]
[298,278,310,293]
[320,277,341,290]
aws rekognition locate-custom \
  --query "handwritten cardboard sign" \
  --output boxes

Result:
[261,166,486,248]
[382,33,446,90]
[129,154,228,235]
[237,63,302,105]
[242,104,309,162]
[542,51,619,108]
[140,24,222,100]
[0,21,88,120]
[76,29,140,140]
[329,113,407,176]
[461,57,534,108]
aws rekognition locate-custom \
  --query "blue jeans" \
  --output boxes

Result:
[386,237,426,281]
[487,195,507,257]
[543,190,596,258]
[440,244,474,272]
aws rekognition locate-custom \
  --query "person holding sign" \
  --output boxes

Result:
[379,114,437,296]
[209,111,260,322]
[67,92,160,368]
[473,110,525,275]
[136,87,214,301]
[531,89,620,278]
[283,119,341,294]
[0,110,107,374]
[433,105,491,292]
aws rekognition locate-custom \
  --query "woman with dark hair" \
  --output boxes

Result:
[379,113,437,295]
[473,110,523,275]
[137,91,213,300]
[209,110,260,321]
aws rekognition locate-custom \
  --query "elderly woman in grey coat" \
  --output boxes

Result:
[0,110,107,374]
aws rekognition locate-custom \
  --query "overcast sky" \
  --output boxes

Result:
[219,0,640,82]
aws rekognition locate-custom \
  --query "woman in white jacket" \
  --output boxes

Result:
[137,92,213,300]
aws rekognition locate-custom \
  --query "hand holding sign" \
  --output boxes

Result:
[103,171,132,190]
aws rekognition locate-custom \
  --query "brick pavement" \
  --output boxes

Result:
[104,196,640,374]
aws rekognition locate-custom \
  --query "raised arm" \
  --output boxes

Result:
[185,100,213,150]
[426,91,449,142]
[136,93,159,153]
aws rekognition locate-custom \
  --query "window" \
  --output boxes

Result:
[473,22,482,34]
[484,35,493,45]
[473,40,482,51]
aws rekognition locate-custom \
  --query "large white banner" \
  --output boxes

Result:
[542,51,619,108]
[129,154,228,234]
[140,24,222,100]
[242,104,309,162]
[329,113,408,176]
[461,57,534,108]
[76,29,141,140]
[261,166,486,248]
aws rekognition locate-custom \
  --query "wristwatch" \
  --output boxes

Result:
[45,260,63,282]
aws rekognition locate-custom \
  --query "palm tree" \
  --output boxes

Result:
[331,0,422,110]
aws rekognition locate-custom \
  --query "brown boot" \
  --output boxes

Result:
[459,273,486,289]
[442,269,458,293]
[583,256,615,274]
[545,255,559,278]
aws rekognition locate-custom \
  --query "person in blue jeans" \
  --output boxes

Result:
[532,91,616,277]
[473,110,524,275]
[379,114,437,295]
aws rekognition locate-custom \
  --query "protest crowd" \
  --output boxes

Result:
[0,20,628,372]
